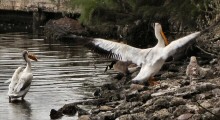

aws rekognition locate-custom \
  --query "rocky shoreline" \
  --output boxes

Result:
[5,15,220,120]
[50,59,220,120]
[47,14,220,120]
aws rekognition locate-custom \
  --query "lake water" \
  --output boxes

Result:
[0,32,115,120]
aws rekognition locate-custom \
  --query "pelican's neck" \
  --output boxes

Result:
[155,31,166,48]
[25,55,32,72]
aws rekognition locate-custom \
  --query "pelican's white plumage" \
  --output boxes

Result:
[8,50,37,102]
[86,23,201,84]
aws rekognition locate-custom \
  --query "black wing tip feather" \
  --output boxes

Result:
[85,40,122,60]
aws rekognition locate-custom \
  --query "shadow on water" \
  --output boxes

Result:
[8,100,32,120]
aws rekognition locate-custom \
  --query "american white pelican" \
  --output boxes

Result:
[8,50,38,102]
[86,23,201,85]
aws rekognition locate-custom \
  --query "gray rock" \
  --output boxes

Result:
[78,115,91,120]
[142,98,155,108]
[175,86,198,99]
[153,97,170,109]
[202,112,215,120]
[200,101,212,109]
[91,108,100,114]
[215,101,220,107]
[191,114,203,120]
[140,94,151,102]
[99,106,114,112]
[155,82,170,90]
[196,92,214,100]
[151,91,171,97]
[168,106,177,113]
[145,106,157,114]
[161,72,176,78]
[177,113,193,120]
[212,88,220,97]
[173,105,193,117]
[78,107,90,116]
[130,106,145,113]
[92,111,115,120]
[170,97,186,107]
[185,104,199,114]
[117,101,142,110]
[114,109,130,118]
[116,112,147,120]
[125,90,140,102]
[212,107,220,116]
[195,83,218,93]
[179,80,190,87]
[129,84,146,91]
[153,109,171,119]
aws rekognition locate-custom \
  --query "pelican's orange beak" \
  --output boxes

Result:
[160,30,169,46]
[28,53,38,61]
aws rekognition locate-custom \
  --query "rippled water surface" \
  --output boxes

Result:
[0,32,114,120]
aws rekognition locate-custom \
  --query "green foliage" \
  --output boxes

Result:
[66,0,217,26]
[68,0,119,25]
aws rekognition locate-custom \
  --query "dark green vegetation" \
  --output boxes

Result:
[66,0,219,26]
[47,0,219,53]
[63,0,219,47]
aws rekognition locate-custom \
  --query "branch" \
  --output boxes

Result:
[195,45,217,57]
[209,36,220,42]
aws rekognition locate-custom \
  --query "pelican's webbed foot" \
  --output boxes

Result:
[148,77,159,86]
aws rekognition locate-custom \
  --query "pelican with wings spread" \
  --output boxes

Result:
[85,23,201,85]
[8,50,38,102]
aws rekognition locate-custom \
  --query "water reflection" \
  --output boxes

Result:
[8,100,32,120]
[0,32,115,120]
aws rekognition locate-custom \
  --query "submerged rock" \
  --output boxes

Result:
[50,109,63,119]
[61,104,78,115]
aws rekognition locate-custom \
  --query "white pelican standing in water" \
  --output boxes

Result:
[8,50,38,102]
[85,23,202,85]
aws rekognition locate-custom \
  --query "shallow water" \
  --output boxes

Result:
[0,32,115,120]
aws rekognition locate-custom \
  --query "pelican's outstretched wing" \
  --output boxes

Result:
[14,73,33,93]
[162,32,201,59]
[85,38,149,66]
